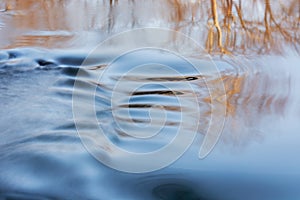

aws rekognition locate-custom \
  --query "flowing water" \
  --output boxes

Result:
[0,1,300,200]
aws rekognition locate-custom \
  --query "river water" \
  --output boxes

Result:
[0,1,300,200]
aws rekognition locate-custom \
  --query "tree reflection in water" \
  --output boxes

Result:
[0,0,298,146]
[0,0,298,54]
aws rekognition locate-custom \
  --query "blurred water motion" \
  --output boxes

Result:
[0,0,300,200]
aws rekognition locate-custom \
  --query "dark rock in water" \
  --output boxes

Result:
[153,183,206,200]
[36,59,57,67]
[7,50,23,59]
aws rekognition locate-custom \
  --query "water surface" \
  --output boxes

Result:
[0,1,300,199]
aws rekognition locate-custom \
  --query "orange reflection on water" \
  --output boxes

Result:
[0,0,298,53]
